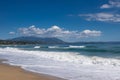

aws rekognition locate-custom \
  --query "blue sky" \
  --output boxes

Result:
[0,0,120,42]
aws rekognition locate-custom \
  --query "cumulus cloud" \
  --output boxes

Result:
[100,0,120,9]
[80,30,101,37]
[79,13,120,22]
[18,25,101,40]
[9,32,15,35]
[100,4,111,9]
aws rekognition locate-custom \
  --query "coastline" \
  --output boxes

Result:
[0,59,66,80]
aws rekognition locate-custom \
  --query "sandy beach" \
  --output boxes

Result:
[0,59,65,80]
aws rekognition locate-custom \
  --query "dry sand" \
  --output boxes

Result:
[0,60,65,80]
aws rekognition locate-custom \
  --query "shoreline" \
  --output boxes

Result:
[0,59,66,80]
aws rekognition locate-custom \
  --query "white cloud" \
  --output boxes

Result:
[19,25,46,36]
[80,30,101,37]
[79,13,120,22]
[100,4,111,9]
[100,0,120,9]
[9,32,15,35]
[18,25,101,40]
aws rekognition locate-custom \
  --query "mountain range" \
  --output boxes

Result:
[0,36,119,45]
[8,36,65,44]
[0,36,66,45]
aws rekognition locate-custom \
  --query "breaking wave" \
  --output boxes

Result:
[69,45,86,48]
[0,47,120,66]
[34,46,41,48]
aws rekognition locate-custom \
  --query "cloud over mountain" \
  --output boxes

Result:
[18,25,101,41]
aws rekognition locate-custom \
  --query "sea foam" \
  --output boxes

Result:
[0,47,120,66]
[0,47,120,80]
[34,46,41,48]
[69,45,86,48]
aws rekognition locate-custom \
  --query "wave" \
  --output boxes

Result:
[48,46,59,48]
[69,45,86,48]
[0,47,120,66]
[34,46,40,48]
[48,45,86,49]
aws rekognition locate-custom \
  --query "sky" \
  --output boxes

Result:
[0,0,120,42]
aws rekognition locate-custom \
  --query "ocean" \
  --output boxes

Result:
[0,43,120,80]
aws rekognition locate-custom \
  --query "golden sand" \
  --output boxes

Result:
[0,60,65,80]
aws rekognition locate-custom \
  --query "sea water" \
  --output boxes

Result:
[0,43,120,80]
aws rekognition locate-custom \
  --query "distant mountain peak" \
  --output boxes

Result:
[10,36,65,44]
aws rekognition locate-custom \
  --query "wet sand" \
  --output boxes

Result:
[0,59,65,80]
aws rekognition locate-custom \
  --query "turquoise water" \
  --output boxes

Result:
[1,43,120,58]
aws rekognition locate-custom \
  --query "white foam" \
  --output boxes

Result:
[69,45,86,48]
[48,45,86,49]
[0,47,120,80]
[48,46,59,48]
[34,46,40,48]
[0,47,120,66]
